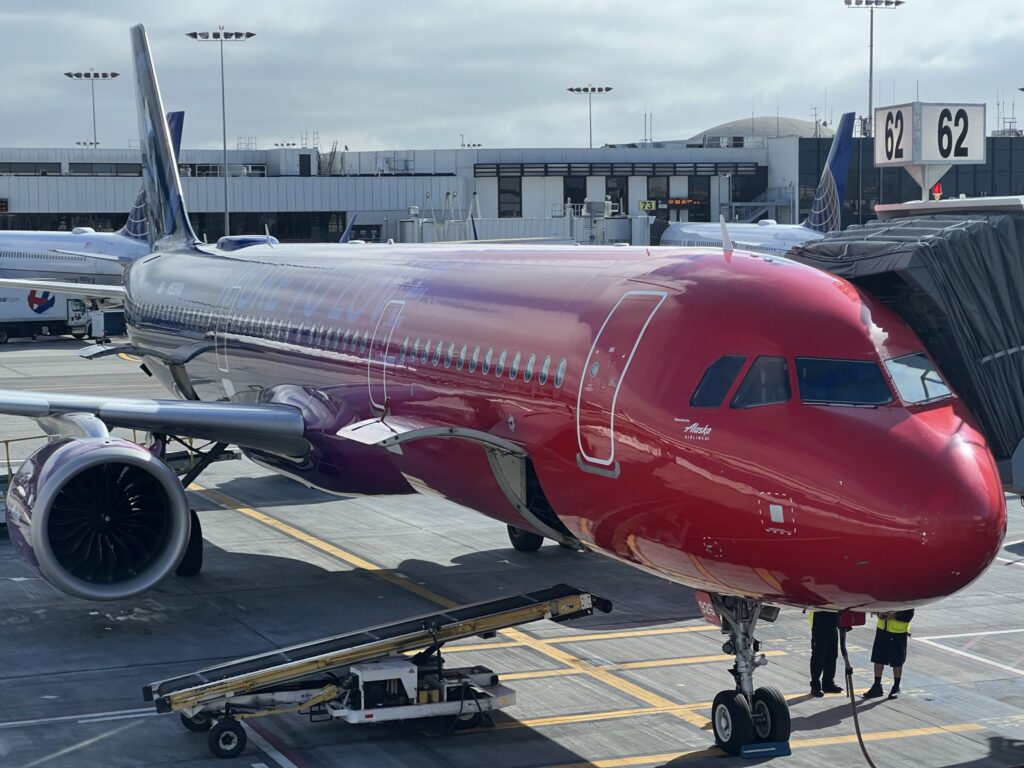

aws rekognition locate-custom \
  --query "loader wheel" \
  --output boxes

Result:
[208,718,246,759]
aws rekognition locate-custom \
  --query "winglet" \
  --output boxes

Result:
[339,213,357,243]
[130,25,198,248]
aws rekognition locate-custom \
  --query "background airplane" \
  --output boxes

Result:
[0,26,1005,754]
[0,112,186,285]
[659,112,855,254]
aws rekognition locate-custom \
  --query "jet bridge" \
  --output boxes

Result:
[144,583,609,758]
[787,198,1024,491]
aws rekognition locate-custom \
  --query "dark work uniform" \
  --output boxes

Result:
[810,611,840,690]
[871,609,915,667]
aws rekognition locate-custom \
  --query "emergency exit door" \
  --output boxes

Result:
[368,300,404,411]
[576,290,667,471]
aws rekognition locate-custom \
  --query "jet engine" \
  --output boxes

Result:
[5,437,190,600]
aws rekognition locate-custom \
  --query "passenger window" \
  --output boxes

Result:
[445,342,455,368]
[399,337,409,365]
[413,338,421,361]
[510,352,521,380]
[539,356,551,385]
[432,340,443,366]
[731,356,791,408]
[422,340,432,364]
[554,357,568,388]
[457,345,467,370]
[797,358,893,405]
[483,348,493,375]
[471,345,480,373]
[496,349,507,377]
[524,353,536,383]
[691,355,747,408]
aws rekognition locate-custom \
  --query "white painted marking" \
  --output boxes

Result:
[916,628,1024,641]
[245,723,300,768]
[77,711,156,724]
[995,557,1024,567]
[252,763,271,768]
[0,707,152,730]
[917,638,1024,677]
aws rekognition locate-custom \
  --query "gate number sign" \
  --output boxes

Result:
[874,102,986,167]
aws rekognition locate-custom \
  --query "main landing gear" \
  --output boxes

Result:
[706,595,790,755]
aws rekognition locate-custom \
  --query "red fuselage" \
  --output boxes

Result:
[124,242,1006,610]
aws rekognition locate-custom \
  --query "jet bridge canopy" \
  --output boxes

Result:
[787,206,1024,491]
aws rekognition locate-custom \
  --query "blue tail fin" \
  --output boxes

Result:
[130,25,197,248]
[339,213,357,243]
[805,111,854,233]
[118,110,184,242]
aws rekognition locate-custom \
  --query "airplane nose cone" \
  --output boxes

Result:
[885,418,1006,605]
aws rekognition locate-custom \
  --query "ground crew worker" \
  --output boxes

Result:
[809,611,843,697]
[863,609,915,699]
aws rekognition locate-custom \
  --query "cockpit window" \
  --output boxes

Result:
[884,353,952,404]
[796,358,893,405]
[731,356,791,408]
[691,355,747,408]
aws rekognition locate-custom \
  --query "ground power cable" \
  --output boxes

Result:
[839,628,880,768]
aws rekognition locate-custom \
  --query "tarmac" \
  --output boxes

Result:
[0,338,1021,768]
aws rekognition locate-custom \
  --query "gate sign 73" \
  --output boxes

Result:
[874,102,986,167]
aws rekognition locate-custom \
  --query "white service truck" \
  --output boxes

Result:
[0,289,89,343]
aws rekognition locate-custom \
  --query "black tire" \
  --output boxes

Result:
[507,525,543,552]
[175,509,204,577]
[180,711,213,732]
[450,687,483,730]
[711,689,753,755]
[208,718,246,759]
[71,331,86,340]
[0,330,10,344]
[751,686,791,742]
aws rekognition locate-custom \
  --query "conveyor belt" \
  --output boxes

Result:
[144,583,608,715]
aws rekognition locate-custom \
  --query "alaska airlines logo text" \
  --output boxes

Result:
[27,290,55,314]
[675,418,713,441]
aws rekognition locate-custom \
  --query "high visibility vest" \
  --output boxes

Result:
[877,614,912,634]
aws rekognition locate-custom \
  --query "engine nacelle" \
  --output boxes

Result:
[5,437,191,600]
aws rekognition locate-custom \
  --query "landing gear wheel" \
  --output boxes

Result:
[751,686,790,742]
[175,509,203,577]
[180,711,213,732]
[507,525,543,552]
[712,690,754,755]
[208,718,246,759]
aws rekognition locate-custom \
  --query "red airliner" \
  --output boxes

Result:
[0,25,1006,754]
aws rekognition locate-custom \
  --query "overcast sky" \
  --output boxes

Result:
[3,1,1022,152]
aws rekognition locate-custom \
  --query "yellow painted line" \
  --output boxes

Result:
[442,640,524,653]
[791,721,984,748]
[501,668,587,681]
[495,704,695,729]
[191,484,459,609]
[548,625,716,644]
[546,722,986,768]
[617,650,785,670]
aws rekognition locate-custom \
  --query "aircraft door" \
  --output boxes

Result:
[368,300,404,411]
[216,286,240,373]
[576,290,667,474]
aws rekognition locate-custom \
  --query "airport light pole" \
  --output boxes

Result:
[567,84,613,148]
[186,27,255,237]
[63,69,119,149]
[843,0,905,137]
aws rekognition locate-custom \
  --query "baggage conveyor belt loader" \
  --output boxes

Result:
[144,584,611,759]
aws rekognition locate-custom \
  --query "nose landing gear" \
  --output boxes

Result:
[706,595,790,755]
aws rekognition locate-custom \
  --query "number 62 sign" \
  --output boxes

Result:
[874,102,985,167]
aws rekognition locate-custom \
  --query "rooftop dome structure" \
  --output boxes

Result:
[690,116,836,142]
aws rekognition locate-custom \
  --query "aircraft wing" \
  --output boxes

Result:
[52,249,132,265]
[0,389,308,457]
[0,278,125,300]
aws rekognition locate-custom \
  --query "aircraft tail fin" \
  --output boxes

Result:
[130,25,198,248]
[339,213,357,243]
[805,111,855,233]
[118,110,184,243]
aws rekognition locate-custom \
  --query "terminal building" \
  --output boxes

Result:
[1,116,1022,244]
